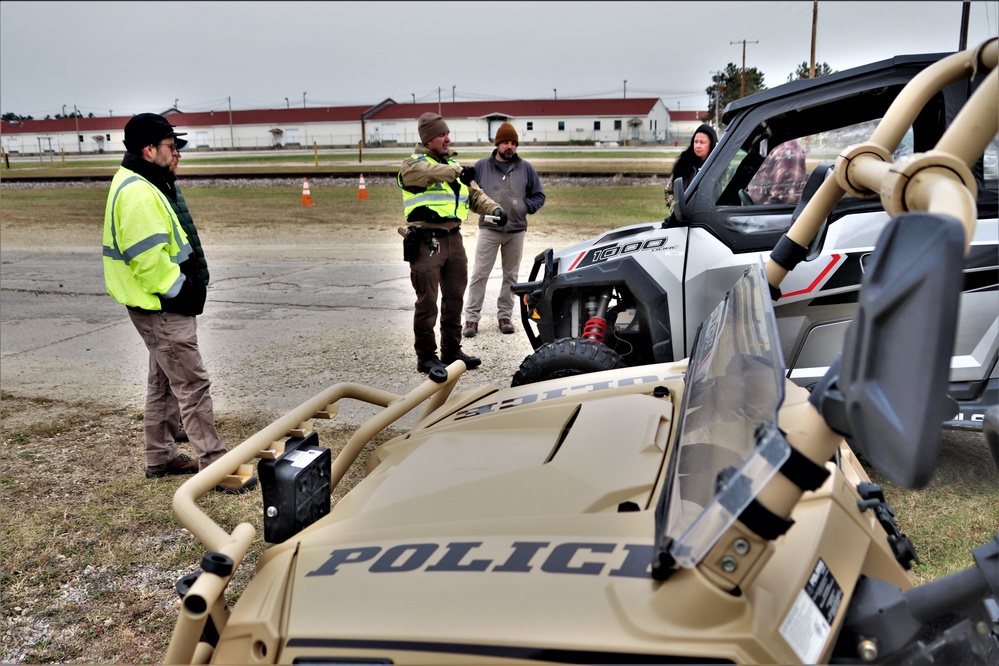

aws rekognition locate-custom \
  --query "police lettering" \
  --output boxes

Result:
[307,540,654,579]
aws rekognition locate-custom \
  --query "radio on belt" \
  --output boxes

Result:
[259,431,331,544]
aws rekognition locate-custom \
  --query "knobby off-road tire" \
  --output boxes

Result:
[511,338,626,387]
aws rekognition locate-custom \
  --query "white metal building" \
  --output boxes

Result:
[1,98,681,155]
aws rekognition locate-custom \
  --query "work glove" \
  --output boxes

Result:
[493,208,508,227]
[459,166,476,185]
[159,274,207,317]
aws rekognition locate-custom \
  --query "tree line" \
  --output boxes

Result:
[704,61,834,126]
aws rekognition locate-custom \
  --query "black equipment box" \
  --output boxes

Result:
[259,431,331,544]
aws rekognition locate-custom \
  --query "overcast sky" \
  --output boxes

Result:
[2,1,996,118]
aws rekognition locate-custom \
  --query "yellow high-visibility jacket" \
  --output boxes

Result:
[397,145,499,229]
[102,167,191,310]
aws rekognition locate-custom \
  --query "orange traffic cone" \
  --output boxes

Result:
[301,178,315,207]
[357,174,369,200]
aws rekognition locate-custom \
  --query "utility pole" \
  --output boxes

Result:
[74,104,81,153]
[623,80,627,99]
[411,93,415,103]
[959,0,970,49]
[452,85,456,103]
[810,0,818,78]
[285,97,289,109]
[710,71,723,129]
[553,88,557,100]
[228,96,234,150]
[730,39,759,97]
[303,92,307,108]
[438,87,442,115]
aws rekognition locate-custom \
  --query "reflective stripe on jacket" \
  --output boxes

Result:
[102,167,192,310]
[398,153,470,222]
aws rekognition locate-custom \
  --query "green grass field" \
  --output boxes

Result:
[0,178,671,245]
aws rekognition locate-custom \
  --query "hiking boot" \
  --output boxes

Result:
[215,475,259,495]
[462,321,478,338]
[417,356,447,373]
[442,349,482,370]
[498,318,515,334]
[145,453,199,478]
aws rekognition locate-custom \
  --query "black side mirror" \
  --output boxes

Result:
[673,176,689,220]
[810,212,966,488]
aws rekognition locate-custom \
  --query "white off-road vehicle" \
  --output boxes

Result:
[511,48,998,430]
[163,40,998,665]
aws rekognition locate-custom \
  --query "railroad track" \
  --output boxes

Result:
[1,170,668,185]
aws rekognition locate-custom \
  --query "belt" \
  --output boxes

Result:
[418,226,460,239]
[126,305,161,315]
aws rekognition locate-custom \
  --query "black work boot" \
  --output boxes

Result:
[442,349,482,370]
[417,356,447,373]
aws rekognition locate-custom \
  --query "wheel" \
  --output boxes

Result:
[511,338,625,387]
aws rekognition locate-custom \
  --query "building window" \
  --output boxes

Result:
[526,121,533,131]
[614,120,622,130]
[558,121,565,131]
[594,121,601,130]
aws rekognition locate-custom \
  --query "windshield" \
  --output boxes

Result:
[654,260,790,569]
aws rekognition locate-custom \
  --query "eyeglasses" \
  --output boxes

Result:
[157,142,180,152]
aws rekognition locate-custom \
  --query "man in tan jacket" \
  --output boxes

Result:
[397,112,507,373]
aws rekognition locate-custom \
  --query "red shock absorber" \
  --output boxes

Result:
[582,316,608,343]
[582,291,612,343]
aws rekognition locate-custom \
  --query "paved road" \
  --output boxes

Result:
[0,238,538,429]
[1,235,989,454]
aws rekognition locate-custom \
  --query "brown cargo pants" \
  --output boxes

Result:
[409,231,468,362]
[128,309,227,470]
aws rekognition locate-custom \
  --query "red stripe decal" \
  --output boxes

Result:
[567,251,587,271]
[781,253,844,298]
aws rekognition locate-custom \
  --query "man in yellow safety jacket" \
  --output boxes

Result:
[398,112,507,374]
[102,113,255,493]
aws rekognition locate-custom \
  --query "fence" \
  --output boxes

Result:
[4,127,704,156]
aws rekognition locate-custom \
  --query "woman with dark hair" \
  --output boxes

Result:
[664,123,718,211]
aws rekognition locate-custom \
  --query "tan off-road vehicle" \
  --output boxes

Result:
[165,39,999,664]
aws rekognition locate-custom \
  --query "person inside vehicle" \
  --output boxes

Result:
[746,138,808,205]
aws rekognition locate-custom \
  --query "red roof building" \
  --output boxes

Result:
[1,98,708,154]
